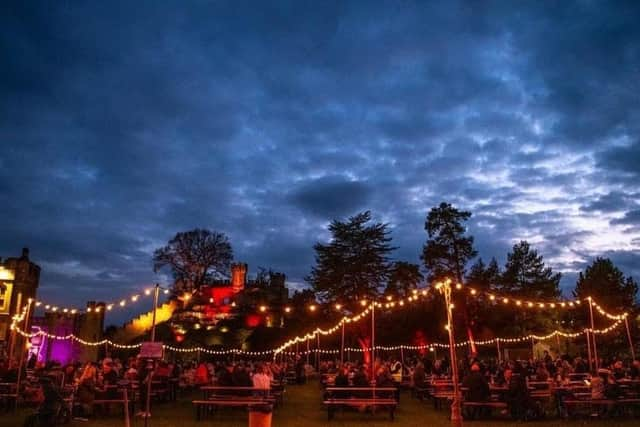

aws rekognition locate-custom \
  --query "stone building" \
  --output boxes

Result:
[0,248,40,359]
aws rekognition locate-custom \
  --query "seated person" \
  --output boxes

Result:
[506,365,530,421]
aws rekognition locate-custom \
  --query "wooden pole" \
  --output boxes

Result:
[143,284,160,425]
[496,338,501,363]
[371,303,376,380]
[588,298,599,370]
[625,317,636,360]
[123,385,131,427]
[15,299,32,410]
[340,321,345,366]
[316,334,320,371]
[586,329,593,371]
[442,282,462,427]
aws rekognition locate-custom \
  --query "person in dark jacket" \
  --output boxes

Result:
[39,376,63,427]
[507,365,531,421]
[462,363,490,419]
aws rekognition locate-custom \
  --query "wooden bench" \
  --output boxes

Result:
[323,387,398,421]
[562,398,640,417]
[193,386,276,420]
[462,401,508,419]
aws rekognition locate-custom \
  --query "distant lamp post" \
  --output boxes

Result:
[435,278,462,427]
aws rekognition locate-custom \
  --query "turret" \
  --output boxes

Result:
[231,263,247,293]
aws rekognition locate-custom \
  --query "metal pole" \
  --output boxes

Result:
[340,321,345,366]
[123,386,131,427]
[496,338,501,363]
[306,337,310,365]
[316,334,320,371]
[371,303,376,381]
[443,282,462,427]
[8,292,23,361]
[588,298,599,370]
[586,329,592,372]
[150,284,160,342]
[15,299,32,410]
[531,337,536,360]
[624,317,636,360]
[144,284,160,424]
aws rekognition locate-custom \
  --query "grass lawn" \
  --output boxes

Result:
[2,382,639,427]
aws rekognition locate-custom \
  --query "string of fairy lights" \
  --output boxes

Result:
[30,285,172,315]
[10,280,632,357]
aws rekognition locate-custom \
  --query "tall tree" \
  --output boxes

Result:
[572,258,638,357]
[421,202,477,284]
[153,228,233,293]
[422,202,478,350]
[499,241,561,299]
[466,257,500,292]
[573,257,638,313]
[498,241,561,335]
[385,261,424,297]
[306,211,395,308]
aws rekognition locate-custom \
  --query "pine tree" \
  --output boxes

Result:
[306,211,395,308]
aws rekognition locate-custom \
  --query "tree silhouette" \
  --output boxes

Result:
[153,228,233,293]
[306,211,395,309]
[385,261,423,297]
[422,202,478,351]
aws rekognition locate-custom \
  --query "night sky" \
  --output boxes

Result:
[2,1,639,322]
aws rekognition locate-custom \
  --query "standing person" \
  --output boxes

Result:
[136,359,153,417]
[76,362,97,420]
[252,364,271,397]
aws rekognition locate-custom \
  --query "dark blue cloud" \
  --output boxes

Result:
[1,0,639,322]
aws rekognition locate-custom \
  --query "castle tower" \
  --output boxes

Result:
[76,301,106,362]
[0,248,40,355]
[231,263,247,294]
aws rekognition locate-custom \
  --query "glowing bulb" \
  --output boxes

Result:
[528,302,534,308]
[470,289,477,295]
[144,289,151,296]
[131,295,138,302]
[309,304,317,312]
[335,304,342,310]
[259,305,267,312]
[455,283,462,290]
[163,289,170,295]
[45,305,51,310]
[489,295,495,301]
[502,298,509,304]
[95,307,101,312]
[360,300,367,306]
[119,300,126,307]
[284,306,291,313]
[87,307,92,313]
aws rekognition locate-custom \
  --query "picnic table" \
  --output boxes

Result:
[323,387,398,420]
[193,386,276,420]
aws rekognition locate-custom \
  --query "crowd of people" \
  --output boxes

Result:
[2,348,640,424]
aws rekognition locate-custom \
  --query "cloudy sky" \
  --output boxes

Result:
[2,1,639,321]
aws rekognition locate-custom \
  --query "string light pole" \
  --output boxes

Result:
[436,279,462,427]
[371,302,376,380]
[587,297,599,370]
[624,316,636,360]
[143,283,161,426]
